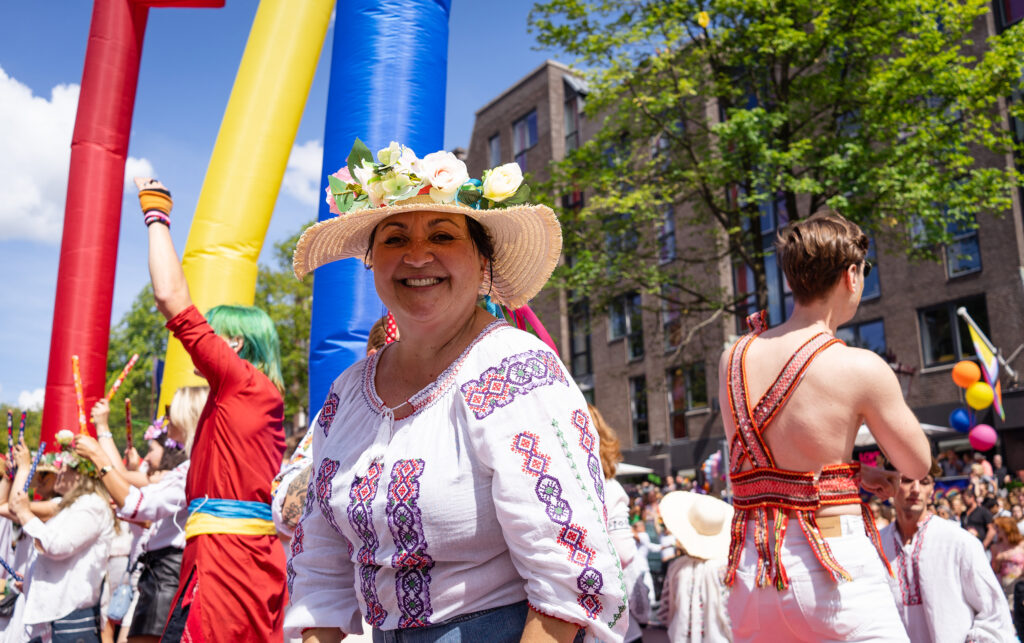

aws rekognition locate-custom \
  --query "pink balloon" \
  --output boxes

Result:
[969,424,998,451]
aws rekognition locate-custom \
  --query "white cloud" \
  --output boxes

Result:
[124,157,156,193]
[0,66,155,243]
[281,140,324,207]
[17,388,44,411]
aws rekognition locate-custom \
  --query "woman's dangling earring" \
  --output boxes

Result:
[384,311,399,344]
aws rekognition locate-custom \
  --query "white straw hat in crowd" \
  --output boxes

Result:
[660,491,735,561]
[293,139,561,310]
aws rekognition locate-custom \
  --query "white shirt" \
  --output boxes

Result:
[880,514,1014,643]
[119,460,189,552]
[21,493,114,625]
[656,555,730,643]
[286,322,627,642]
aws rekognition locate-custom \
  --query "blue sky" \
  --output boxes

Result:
[0,1,554,407]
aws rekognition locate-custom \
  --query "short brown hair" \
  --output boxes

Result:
[776,210,869,304]
[588,404,622,480]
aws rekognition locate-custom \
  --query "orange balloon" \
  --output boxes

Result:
[952,360,981,389]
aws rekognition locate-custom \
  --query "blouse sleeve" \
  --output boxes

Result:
[119,462,188,523]
[459,341,628,642]
[272,414,318,536]
[959,535,1015,643]
[165,305,249,393]
[605,478,635,568]
[284,394,362,638]
[22,496,107,560]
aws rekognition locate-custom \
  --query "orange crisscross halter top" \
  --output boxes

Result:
[723,310,892,590]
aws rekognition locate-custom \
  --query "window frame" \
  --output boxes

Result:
[630,375,650,445]
[836,318,887,356]
[513,109,539,170]
[488,133,501,167]
[917,295,989,368]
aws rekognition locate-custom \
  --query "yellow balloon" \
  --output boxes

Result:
[965,381,994,410]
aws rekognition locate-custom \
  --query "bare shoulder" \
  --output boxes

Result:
[820,343,890,376]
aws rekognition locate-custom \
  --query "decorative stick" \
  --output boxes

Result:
[6,411,12,463]
[23,443,45,493]
[72,355,87,435]
[106,353,139,401]
[17,412,25,445]
[124,399,133,452]
[0,557,22,583]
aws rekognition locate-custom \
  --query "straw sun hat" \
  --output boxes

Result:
[293,139,561,310]
[660,491,735,561]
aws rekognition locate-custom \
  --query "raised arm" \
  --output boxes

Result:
[73,435,132,508]
[854,350,931,481]
[136,177,191,321]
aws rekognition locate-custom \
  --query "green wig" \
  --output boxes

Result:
[206,305,284,392]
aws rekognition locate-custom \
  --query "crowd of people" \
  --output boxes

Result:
[0,141,1018,643]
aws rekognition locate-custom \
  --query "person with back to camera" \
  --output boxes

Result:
[285,140,626,642]
[134,177,287,641]
[719,210,931,642]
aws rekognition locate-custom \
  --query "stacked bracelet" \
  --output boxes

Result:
[97,431,113,439]
[144,211,170,228]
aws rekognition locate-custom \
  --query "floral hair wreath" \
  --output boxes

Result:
[53,430,100,478]
[144,417,182,450]
[324,138,531,215]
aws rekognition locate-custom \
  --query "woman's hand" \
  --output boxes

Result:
[125,447,141,471]
[8,489,32,525]
[90,399,110,429]
[74,435,109,467]
[12,442,30,469]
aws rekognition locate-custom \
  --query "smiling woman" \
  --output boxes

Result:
[285,140,627,643]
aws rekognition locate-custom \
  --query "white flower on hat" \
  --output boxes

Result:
[55,429,75,447]
[482,163,524,203]
[377,142,418,175]
[418,151,469,203]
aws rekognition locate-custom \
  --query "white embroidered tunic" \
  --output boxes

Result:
[285,322,627,642]
[879,514,1014,643]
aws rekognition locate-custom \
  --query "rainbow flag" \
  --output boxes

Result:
[967,324,1005,421]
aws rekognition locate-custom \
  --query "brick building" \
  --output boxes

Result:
[466,34,1024,477]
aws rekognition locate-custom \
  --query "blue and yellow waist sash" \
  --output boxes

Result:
[184,498,276,540]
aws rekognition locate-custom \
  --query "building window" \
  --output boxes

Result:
[918,295,989,367]
[513,109,538,171]
[565,86,584,153]
[837,319,887,356]
[732,193,794,330]
[996,0,1024,30]
[630,376,649,445]
[945,218,982,278]
[488,133,501,167]
[667,363,709,440]
[606,212,639,257]
[562,190,584,214]
[569,300,592,378]
[608,292,644,360]
[862,237,881,300]
[658,204,676,263]
[661,285,682,351]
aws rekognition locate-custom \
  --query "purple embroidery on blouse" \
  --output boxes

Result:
[315,459,344,535]
[461,350,568,420]
[347,461,387,627]
[318,391,339,436]
[572,409,607,523]
[387,459,433,628]
[286,522,304,596]
[511,432,604,619]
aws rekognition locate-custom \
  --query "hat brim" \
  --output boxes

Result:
[660,491,734,560]
[292,196,562,310]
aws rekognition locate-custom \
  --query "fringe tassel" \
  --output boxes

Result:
[723,509,748,586]
[772,508,790,590]
[754,507,772,588]
[862,503,894,578]
[796,512,852,583]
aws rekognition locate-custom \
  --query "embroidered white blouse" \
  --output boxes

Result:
[880,514,1014,643]
[285,322,627,641]
[21,493,114,625]
[119,460,189,552]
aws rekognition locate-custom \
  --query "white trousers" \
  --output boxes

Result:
[728,514,908,642]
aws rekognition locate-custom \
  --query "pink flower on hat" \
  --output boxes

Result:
[324,167,355,215]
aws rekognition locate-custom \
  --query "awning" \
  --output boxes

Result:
[854,423,958,447]
[615,462,654,477]
[563,73,589,95]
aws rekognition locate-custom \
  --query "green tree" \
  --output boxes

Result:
[256,225,313,435]
[531,0,1024,325]
[105,283,168,452]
